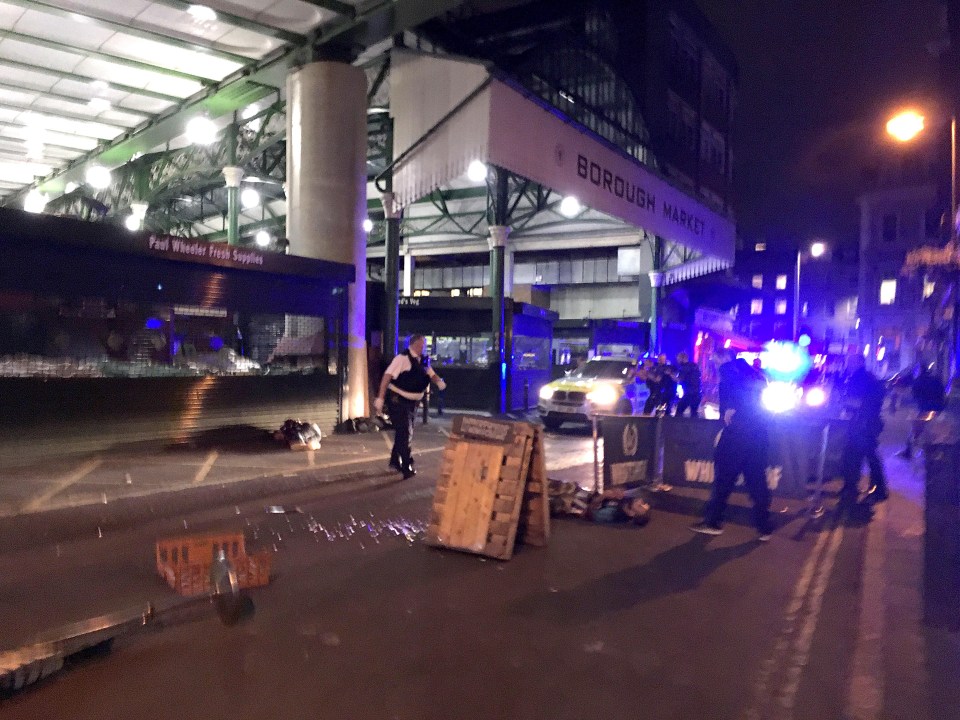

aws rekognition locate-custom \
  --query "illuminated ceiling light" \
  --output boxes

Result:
[85,164,111,189]
[886,110,925,143]
[65,182,78,193]
[240,187,260,209]
[466,160,488,183]
[367,107,388,115]
[245,176,261,183]
[559,196,582,218]
[810,241,826,258]
[362,218,374,233]
[70,13,90,23]
[185,115,218,145]
[187,4,217,22]
[88,97,111,112]
[90,80,109,91]
[23,189,48,213]
[255,230,271,247]
[124,214,141,231]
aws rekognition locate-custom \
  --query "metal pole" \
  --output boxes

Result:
[383,193,400,359]
[650,235,663,354]
[592,414,602,494]
[489,167,510,415]
[225,120,239,247]
[952,116,959,380]
[383,118,400,359]
[793,249,801,340]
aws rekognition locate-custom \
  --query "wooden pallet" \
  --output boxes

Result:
[425,416,549,560]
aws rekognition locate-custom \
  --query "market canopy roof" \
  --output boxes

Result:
[390,50,735,269]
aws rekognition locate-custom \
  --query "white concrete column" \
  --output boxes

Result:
[403,251,415,296]
[286,61,368,419]
[504,247,515,298]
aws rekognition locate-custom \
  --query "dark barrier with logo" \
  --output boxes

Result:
[660,416,849,499]
[599,415,658,487]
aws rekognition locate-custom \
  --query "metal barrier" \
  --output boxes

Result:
[597,413,848,503]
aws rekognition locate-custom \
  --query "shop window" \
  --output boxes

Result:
[775,274,787,290]
[430,335,492,368]
[775,299,787,315]
[750,298,763,315]
[466,287,484,298]
[751,274,762,289]
[512,335,550,371]
[879,279,897,305]
[0,293,333,379]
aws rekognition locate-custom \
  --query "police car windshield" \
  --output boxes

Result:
[569,360,634,380]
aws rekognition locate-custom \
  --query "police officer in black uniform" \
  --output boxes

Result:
[374,335,446,479]
[840,354,887,507]
[691,358,774,540]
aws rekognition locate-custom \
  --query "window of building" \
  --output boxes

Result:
[412,289,431,297]
[775,274,787,290]
[755,242,766,252]
[879,279,897,305]
[667,92,697,153]
[750,298,763,315]
[882,213,897,243]
[466,287,484,298]
[775,298,787,315]
[751,274,763,289]
[700,123,726,173]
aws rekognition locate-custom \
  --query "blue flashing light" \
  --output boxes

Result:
[759,341,812,383]
[798,334,812,348]
[501,362,507,381]
[209,336,224,351]
[145,317,163,330]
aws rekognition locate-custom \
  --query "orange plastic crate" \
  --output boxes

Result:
[155,531,271,596]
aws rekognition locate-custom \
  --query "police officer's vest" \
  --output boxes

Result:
[392,350,431,394]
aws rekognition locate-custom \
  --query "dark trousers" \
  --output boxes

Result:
[841,431,886,504]
[675,392,701,417]
[388,393,417,469]
[704,421,772,532]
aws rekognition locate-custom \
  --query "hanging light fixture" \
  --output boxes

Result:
[559,196,582,218]
[185,116,218,145]
[85,165,111,189]
[240,187,260,209]
[467,160,488,183]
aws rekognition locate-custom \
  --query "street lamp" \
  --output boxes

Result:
[886,109,958,377]
[886,109,957,244]
[794,241,828,340]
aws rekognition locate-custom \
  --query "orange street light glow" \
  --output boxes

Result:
[886,110,925,142]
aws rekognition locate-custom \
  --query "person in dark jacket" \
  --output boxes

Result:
[674,351,702,417]
[374,335,446,479]
[840,355,887,507]
[898,365,945,458]
[641,358,661,415]
[691,359,773,540]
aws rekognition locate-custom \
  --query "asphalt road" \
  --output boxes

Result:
[0,423,955,719]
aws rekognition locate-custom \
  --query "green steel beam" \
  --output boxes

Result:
[0,57,185,103]
[0,80,151,122]
[8,0,253,65]
[0,29,216,86]
[148,0,306,45]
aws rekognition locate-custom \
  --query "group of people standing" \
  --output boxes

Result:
[637,352,703,417]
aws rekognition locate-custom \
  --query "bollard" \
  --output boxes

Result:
[524,380,530,412]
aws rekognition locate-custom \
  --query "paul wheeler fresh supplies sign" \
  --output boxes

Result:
[146,235,265,267]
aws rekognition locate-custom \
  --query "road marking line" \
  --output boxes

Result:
[193,451,219,484]
[845,502,887,720]
[22,457,103,512]
[746,527,833,720]
[439,428,450,438]
[778,523,845,717]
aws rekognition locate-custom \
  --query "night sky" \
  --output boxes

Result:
[701,0,947,247]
